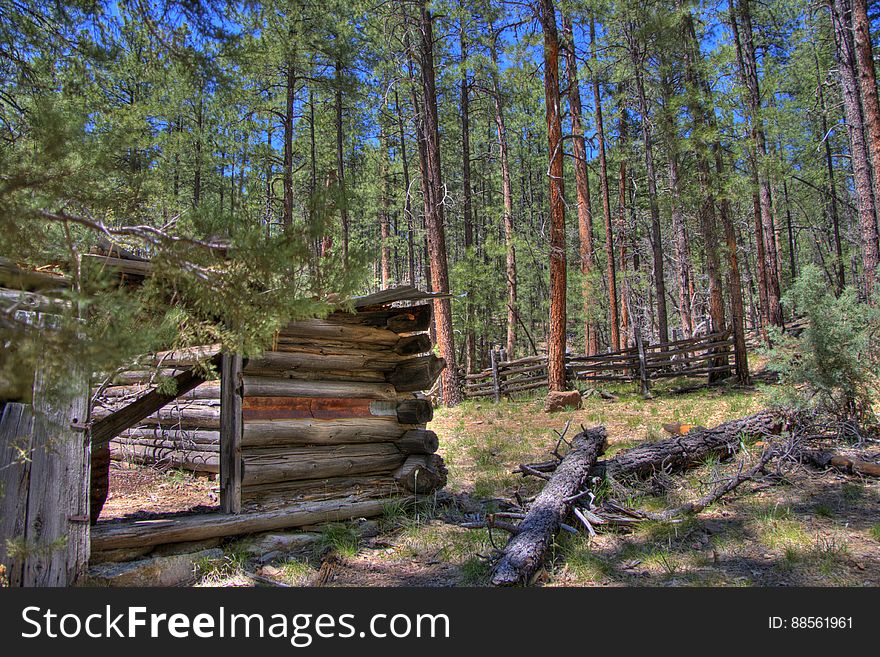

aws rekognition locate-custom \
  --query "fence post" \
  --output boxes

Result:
[634,320,652,399]
[490,347,501,403]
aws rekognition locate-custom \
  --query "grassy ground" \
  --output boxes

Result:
[191,376,880,587]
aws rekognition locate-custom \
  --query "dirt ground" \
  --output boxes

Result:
[107,377,880,587]
[102,463,218,520]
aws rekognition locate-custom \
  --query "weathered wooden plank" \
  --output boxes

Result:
[0,403,35,584]
[20,364,90,586]
[220,353,243,514]
[278,320,400,346]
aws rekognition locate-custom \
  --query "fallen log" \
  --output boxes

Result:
[801,450,880,478]
[91,498,398,550]
[596,410,782,480]
[492,427,608,586]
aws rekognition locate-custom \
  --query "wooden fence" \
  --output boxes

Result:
[462,331,735,400]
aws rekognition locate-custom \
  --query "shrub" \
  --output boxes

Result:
[766,265,880,428]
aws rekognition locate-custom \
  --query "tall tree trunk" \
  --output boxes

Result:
[193,95,203,208]
[460,15,476,373]
[852,0,880,296]
[590,16,619,352]
[562,15,598,356]
[379,127,392,287]
[617,109,629,348]
[282,62,296,229]
[491,35,517,358]
[335,57,349,261]
[417,2,460,404]
[539,0,567,392]
[630,41,668,344]
[681,1,748,380]
[393,88,416,287]
[729,0,783,326]
[816,51,846,293]
[660,72,693,338]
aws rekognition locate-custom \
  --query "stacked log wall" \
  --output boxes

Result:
[238,305,446,511]
[90,299,447,524]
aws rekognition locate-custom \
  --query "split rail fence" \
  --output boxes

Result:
[462,330,735,400]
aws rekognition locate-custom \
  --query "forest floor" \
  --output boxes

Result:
[106,373,880,587]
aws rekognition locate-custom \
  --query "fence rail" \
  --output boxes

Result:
[462,331,735,400]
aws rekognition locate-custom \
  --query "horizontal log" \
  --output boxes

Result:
[388,355,446,392]
[97,382,221,400]
[394,333,433,356]
[112,437,219,453]
[91,354,221,444]
[110,444,219,473]
[119,427,220,445]
[396,429,439,455]
[242,417,408,447]
[90,498,400,550]
[242,397,398,421]
[328,304,432,333]
[243,367,387,383]
[393,454,447,493]
[242,476,402,509]
[242,377,397,400]
[241,443,405,486]
[396,398,433,424]
[92,403,221,430]
[243,350,405,374]
[278,320,400,346]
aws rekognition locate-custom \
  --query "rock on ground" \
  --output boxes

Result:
[544,390,582,412]
[88,548,223,587]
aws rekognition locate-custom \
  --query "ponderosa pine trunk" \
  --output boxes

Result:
[491,35,517,359]
[416,2,460,404]
[283,61,296,229]
[660,70,694,338]
[681,1,748,381]
[729,0,783,326]
[335,57,349,261]
[379,126,392,287]
[630,41,668,345]
[460,14,476,372]
[852,0,880,297]
[562,15,598,356]
[539,0,567,392]
[590,16,620,352]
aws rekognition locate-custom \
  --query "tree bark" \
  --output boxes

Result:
[729,0,783,326]
[562,15,598,356]
[491,36,518,359]
[492,427,607,586]
[540,0,567,392]
[852,0,880,296]
[630,35,669,345]
[416,2,460,403]
[590,16,619,352]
